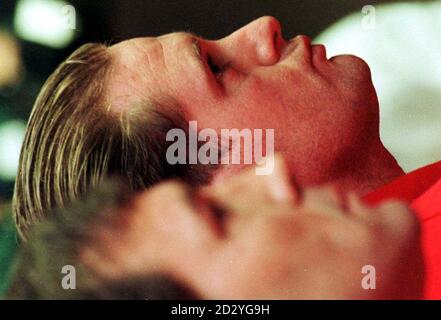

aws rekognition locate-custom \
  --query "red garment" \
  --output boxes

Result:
[364,160,441,299]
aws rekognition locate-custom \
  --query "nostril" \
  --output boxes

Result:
[273,30,279,48]
[260,16,283,64]
[273,29,284,53]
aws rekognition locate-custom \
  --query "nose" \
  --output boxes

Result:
[214,16,284,71]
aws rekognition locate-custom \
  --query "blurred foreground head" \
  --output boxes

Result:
[8,157,423,299]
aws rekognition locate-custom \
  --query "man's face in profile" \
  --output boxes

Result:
[80,158,422,300]
[108,16,380,186]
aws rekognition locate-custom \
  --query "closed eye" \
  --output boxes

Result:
[190,36,225,81]
[207,55,223,75]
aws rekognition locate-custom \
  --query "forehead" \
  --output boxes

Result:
[110,37,157,61]
[105,42,146,112]
[109,32,200,64]
[109,37,163,82]
[106,33,203,112]
[106,37,165,112]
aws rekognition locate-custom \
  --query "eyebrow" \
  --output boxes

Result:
[188,35,204,62]
[165,32,208,73]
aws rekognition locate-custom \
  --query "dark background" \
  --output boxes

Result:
[0,0,406,82]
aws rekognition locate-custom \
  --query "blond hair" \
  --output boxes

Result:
[13,43,178,240]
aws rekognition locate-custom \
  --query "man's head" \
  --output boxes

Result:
[9,160,422,300]
[13,44,181,239]
[14,16,402,239]
[107,16,396,184]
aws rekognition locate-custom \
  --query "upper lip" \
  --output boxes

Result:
[280,35,311,59]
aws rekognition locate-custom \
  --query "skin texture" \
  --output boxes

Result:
[80,156,424,299]
[107,16,403,194]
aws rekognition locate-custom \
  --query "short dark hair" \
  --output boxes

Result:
[7,178,200,300]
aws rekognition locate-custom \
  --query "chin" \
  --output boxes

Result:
[330,54,372,78]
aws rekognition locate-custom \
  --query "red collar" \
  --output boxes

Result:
[363,160,441,300]
[363,160,441,207]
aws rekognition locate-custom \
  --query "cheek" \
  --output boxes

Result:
[205,217,304,298]
[221,74,303,125]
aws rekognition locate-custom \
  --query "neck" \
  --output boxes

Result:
[209,144,404,196]
[323,145,404,195]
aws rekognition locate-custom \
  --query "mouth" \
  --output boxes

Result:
[280,35,311,58]
[311,44,328,61]
[279,35,329,67]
